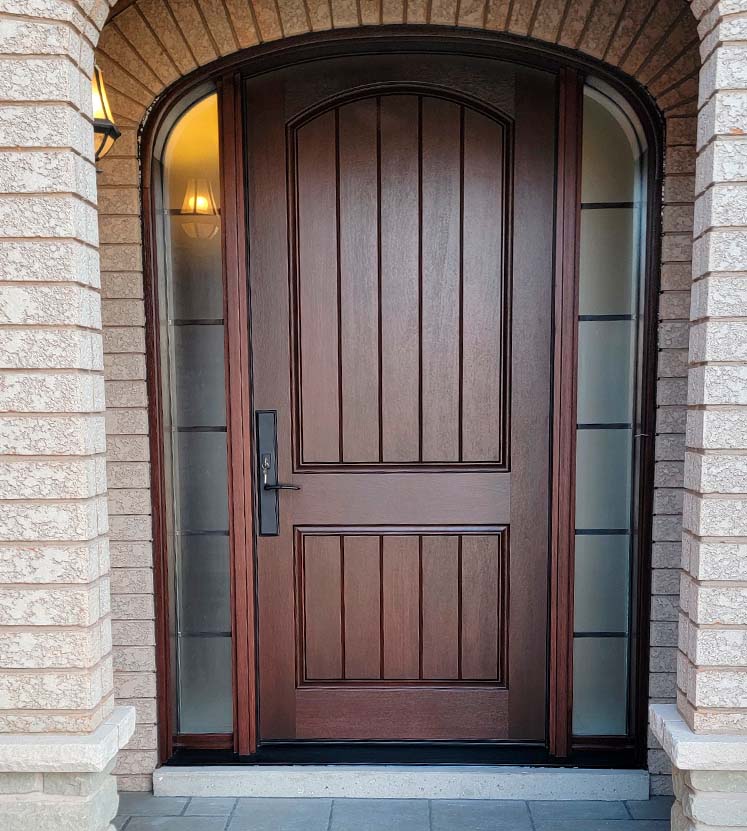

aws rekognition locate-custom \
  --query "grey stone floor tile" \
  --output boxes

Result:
[118,794,190,816]
[626,797,675,819]
[431,799,532,830]
[229,797,332,831]
[529,800,630,820]
[125,819,228,831]
[113,817,130,830]
[184,797,238,815]
[533,820,670,831]
[330,798,430,831]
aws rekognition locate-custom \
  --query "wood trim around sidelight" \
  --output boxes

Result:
[139,29,661,765]
[218,72,257,757]
[549,66,583,759]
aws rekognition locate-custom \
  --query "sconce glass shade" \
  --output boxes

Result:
[180,177,219,239]
[92,66,121,161]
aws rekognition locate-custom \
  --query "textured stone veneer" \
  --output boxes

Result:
[649,0,747,827]
[0,0,136,824]
[677,0,747,738]
[0,707,135,831]
[93,0,699,792]
[652,705,747,829]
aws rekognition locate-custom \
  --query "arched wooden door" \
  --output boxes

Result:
[245,54,556,744]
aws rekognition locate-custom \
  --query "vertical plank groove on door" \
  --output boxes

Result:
[376,99,384,464]
[380,95,421,463]
[421,98,461,462]
[421,535,460,678]
[461,534,501,680]
[343,535,382,679]
[338,99,380,462]
[303,535,343,679]
[335,110,343,464]
[458,106,465,464]
[462,110,505,462]
[417,98,423,464]
[297,112,341,463]
[382,535,420,679]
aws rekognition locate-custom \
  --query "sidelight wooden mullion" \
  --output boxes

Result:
[218,71,256,756]
[549,66,583,759]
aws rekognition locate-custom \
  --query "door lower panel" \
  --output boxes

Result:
[295,688,508,740]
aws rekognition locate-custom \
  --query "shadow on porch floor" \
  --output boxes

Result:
[115,793,673,830]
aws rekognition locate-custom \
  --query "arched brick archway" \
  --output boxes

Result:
[95,0,699,792]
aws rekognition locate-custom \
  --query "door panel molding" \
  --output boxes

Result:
[294,526,508,686]
[286,84,513,472]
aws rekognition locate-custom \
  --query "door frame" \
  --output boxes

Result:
[141,27,662,767]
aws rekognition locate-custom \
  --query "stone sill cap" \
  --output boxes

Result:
[650,704,747,771]
[0,706,135,774]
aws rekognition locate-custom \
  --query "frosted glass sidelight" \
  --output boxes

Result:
[575,428,632,530]
[175,431,229,532]
[581,94,636,204]
[573,535,630,633]
[577,321,634,424]
[159,92,233,735]
[573,637,628,735]
[572,83,646,739]
[579,209,636,316]
[173,325,226,427]
[178,535,232,634]
[169,227,224,319]
[178,636,234,734]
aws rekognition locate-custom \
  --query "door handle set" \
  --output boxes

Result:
[261,453,300,491]
[256,410,299,535]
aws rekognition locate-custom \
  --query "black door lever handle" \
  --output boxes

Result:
[263,483,301,491]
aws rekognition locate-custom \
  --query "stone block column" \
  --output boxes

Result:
[0,0,134,827]
[652,0,747,827]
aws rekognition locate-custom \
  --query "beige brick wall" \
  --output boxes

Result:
[94,0,700,791]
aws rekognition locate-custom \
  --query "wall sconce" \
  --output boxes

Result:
[92,65,121,161]
[179,178,219,240]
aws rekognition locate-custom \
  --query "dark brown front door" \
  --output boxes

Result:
[245,54,556,743]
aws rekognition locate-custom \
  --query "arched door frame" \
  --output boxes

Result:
[140,27,663,766]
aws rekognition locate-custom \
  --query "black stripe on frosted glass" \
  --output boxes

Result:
[573,631,628,638]
[177,529,230,537]
[578,314,634,321]
[174,426,227,433]
[575,529,630,536]
[171,318,225,326]
[580,202,634,210]
[178,631,232,638]
[577,423,632,430]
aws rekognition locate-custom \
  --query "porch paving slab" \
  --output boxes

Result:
[116,795,672,830]
[185,797,238,815]
[431,798,531,830]
[529,799,630,820]
[330,798,430,831]
[532,821,670,831]
[626,797,674,819]
[125,820,228,831]
[229,797,332,830]
[118,793,190,816]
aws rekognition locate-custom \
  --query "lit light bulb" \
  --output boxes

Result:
[179,178,219,240]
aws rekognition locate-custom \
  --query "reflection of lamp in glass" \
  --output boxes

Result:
[91,65,121,161]
[179,178,219,239]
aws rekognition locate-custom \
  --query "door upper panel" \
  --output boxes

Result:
[290,92,510,469]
